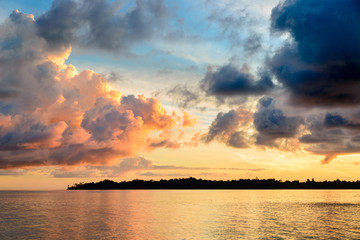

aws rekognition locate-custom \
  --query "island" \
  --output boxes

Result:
[68,177,360,190]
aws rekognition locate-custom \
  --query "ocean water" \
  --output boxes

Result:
[1,190,360,239]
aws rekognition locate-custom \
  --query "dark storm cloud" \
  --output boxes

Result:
[270,0,360,106]
[196,0,360,162]
[0,90,18,99]
[324,113,360,129]
[254,97,303,146]
[352,136,360,143]
[298,112,360,163]
[201,64,274,97]
[324,114,348,128]
[299,115,345,144]
[36,0,168,52]
[299,134,341,144]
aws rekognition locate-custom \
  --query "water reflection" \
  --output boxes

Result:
[1,190,360,239]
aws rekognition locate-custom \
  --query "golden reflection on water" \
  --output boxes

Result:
[1,190,360,239]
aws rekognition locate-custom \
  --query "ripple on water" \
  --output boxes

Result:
[0,190,360,239]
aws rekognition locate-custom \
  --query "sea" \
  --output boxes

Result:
[1,190,360,239]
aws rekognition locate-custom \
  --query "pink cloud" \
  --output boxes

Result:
[0,10,196,169]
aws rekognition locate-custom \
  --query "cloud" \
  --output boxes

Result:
[0,121,67,151]
[200,64,274,103]
[270,0,360,106]
[46,93,189,166]
[138,172,197,177]
[0,10,61,109]
[0,169,24,176]
[206,0,264,55]
[0,9,194,169]
[153,165,264,171]
[182,112,198,127]
[147,140,180,149]
[5,0,360,169]
[52,156,152,177]
[36,0,168,53]
[202,108,252,148]
[51,156,266,178]
[138,172,227,177]
[324,113,360,129]
[321,155,337,165]
[166,85,201,109]
[163,63,273,108]
[101,72,123,82]
[299,112,360,163]
[202,64,274,96]
[299,134,340,145]
[0,159,47,170]
[181,0,360,163]
[253,97,303,146]
[159,0,360,164]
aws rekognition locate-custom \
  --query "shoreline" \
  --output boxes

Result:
[68,177,360,190]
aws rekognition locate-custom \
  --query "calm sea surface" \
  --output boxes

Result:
[1,190,360,239]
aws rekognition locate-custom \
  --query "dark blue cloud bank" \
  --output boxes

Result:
[201,64,274,97]
[202,0,360,163]
[270,0,360,106]
[203,0,360,105]
[253,97,303,146]
[268,0,360,161]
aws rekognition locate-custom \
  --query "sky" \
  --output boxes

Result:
[1,0,360,190]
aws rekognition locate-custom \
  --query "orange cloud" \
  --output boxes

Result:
[0,10,196,169]
[182,112,198,127]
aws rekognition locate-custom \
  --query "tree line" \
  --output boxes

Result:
[68,177,360,190]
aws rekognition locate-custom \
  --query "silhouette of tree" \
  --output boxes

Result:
[67,177,360,190]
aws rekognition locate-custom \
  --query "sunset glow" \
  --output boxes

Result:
[1,0,360,190]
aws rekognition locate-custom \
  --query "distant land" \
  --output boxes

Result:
[68,177,360,190]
